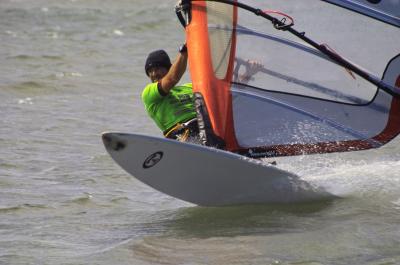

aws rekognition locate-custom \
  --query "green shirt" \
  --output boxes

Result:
[141,82,196,133]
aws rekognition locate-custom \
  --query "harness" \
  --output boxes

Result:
[164,118,199,141]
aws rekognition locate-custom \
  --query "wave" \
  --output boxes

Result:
[8,81,49,91]
[67,193,93,205]
[7,54,64,61]
[276,151,400,201]
[0,204,48,213]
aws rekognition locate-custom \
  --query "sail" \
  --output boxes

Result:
[321,0,400,27]
[185,0,400,158]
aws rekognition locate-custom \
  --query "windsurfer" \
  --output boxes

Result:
[141,45,264,144]
[141,44,199,142]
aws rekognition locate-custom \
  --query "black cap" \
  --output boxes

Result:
[145,50,172,76]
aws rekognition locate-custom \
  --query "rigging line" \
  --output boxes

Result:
[261,9,294,30]
[190,0,400,96]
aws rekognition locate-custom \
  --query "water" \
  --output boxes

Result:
[1,0,400,264]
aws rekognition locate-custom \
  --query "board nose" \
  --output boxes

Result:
[102,132,126,152]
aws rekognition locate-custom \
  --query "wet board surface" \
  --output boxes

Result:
[102,132,335,206]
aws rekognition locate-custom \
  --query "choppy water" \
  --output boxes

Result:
[1,0,400,264]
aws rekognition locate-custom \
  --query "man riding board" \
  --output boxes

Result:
[141,44,199,142]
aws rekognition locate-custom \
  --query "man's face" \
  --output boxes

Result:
[148,66,168,83]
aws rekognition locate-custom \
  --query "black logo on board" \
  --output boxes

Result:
[143,151,163,169]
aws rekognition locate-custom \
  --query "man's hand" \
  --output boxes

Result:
[239,60,264,83]
[244,60,264,77]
